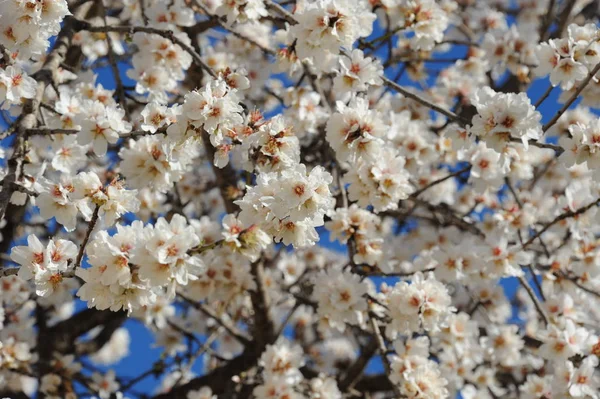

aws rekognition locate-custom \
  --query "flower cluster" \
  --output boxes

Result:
[126,32,193,102]
[3,1,600,399]
[77,215,204,313]
[254,341,343,398]
[332,49,383,100]
[482,25,538,80]
[389,337,449,399]
[345,147,413,212]
[10,235,77,297]
[182,77,245,146]
[536,23,600,89]
[237,164,334,248]
[385,272,454,338]
[215,0,268,24]
[560,118,600,176]
[35,171,139,231]
[0,0,70,59]
[325,204,384,266]
[326,96,386,162]
[76,100,131,156]
[386,0,450,50]
[0,65,37,111]
[469,87,542,153]
[72,17,125,64]
[240,115,300,173]
[119,134,199,193]
[312,267,369,331]
[285,0,376,71]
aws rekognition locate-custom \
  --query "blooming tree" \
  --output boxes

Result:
[1,0,600,398]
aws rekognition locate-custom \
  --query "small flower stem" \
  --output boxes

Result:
[74,205,100,270]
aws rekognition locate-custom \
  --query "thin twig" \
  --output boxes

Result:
[74,206,100,270]
[411,165,471,198]
[523,198,600,249]
[533,84,554,108]
[100,1,130,120]
[26,128,80,136]
[368,314,402,397]
[78,22,217,78]
[563,274,600,299]
[264,0,298,25]
[542,62,600,132]
[381,76,470,125]
[0,267,19,278]
[517,275,549,326]
[178,293,251,346]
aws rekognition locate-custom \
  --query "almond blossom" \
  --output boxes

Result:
[2,2,600,399]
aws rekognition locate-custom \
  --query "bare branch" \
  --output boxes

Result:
[76,21,218,78]
[523,198,600,249]
[542,62,600,132]
[381,76,471,125]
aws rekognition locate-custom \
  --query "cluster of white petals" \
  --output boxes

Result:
[312,267,369,331]
[385,0,450,50]
[0,65,37,111]
[237,164,334,248]
[325,204,384,266]
[285,0,376,71]
[76,215,204,313]
[385,272,454,338]
[0,0,70,60]
[390,337,449,399]
[127,32,193,102]
[469,87,542,153]
[10,235,77,297]
[560,118,600,175]
[536,23,600,89]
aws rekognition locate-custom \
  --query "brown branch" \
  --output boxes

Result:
[505,177,523,209]
[264,0,298,25]
[0,267,19,277]
[368,315,402,397]
[100,1,130,120]
[178,293,251,346]
[543,62,600,132]
[522,198,600,249]
[10,182,38,197]
[26,127,80,136]
[338,339,379,391]
[39,308,127,356]
[354,374,394,393]
[74,206,100,270]
[119,126,169,139]
[562,273,600,299]
[249,259,276,348]
[519,139,564,153]
[411,165,471,198]
[200,129,239,214]
[0,114,23,140]
[76,21,217,78]
[411,198,486,238]
[381,76,470,125]
[75,315,127,355]
[191,1,276,56]
[533,84,554,108]
[151,346,261,398]
[539,0,557,41]
[517,276,549,326]
[552,0,577,39]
